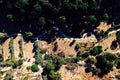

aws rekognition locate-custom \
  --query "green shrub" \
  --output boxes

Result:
[33,3,42,12]
[76,51,81,57]
[75,44,80,51]
[93,68,101,75]
[92,46,102,55]
[46,60,55,71]
[25,32,33,37]
[85,57,97,65]
[85,66,94,73]
[49,70,62,80]
[6,14,14,22]
[35,55,42,64]
[53,56,65,69]
[9,37,14,60]
[96,53,117,75]
[81,51,91,59]
[88,15,97,23]
[18,59,23,66]
[44,54,52,60]
[38,17,46,26]
[53,42,58,51]
[31,64,39,72]
[19,38,23,58]
[103,13,109,20]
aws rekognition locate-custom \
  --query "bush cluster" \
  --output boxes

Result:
[19,38,23,58]
[9,37,14,60]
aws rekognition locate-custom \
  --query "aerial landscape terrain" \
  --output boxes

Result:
[0,0,120,80]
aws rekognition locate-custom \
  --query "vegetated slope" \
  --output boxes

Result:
[2,34,97,60]
[2,35,34,60]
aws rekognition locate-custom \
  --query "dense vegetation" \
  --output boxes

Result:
[0,0,120,36]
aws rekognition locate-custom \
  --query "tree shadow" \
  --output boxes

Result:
[110,40,117,50]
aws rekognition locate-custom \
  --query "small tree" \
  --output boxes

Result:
[31,64,39,72]
[92,46,102,55]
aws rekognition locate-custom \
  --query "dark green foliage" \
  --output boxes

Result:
[18,59,23,66]
[31,64,39,72]
[53,56,65,69]
[49,70,62,80]
[35,54,42,64]
[88,15,97,23]
[46,60,55,71]
[76,51,81,57]
[53,42,58,51]
[9,37,14,60]
[44,54,52,60]
[6,14,14,22]
[85,57,97,65]
[75,44,80,51]
[19,38,23,58]
[59,16,66,23]
[103,13,109,20]
[33,40,43,64]
[93,68,101,75]
[38,17,46,26]
[33,2,42,12]
[92,46,102,55]
[0,0,118,37]
[25,32,33,38]
[115,58,120,69]
[78,1,89,10]
[81,51,91,59]
[85,66,94,73]
[96,52,117,76]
